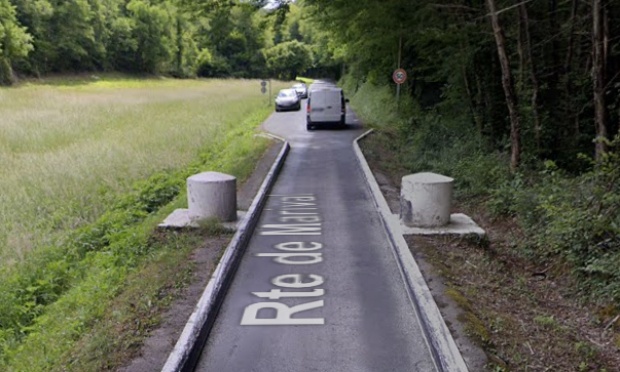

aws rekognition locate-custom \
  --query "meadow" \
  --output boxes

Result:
[0,76,288,370]
[0,77,274,263]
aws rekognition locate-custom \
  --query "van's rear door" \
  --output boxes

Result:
[310,89,342,122]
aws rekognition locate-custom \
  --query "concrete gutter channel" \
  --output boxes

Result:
[161,138,290,372]
[353,130,469,372]
[161,130,468,372]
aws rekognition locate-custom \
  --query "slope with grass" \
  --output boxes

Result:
[0,76,288,370]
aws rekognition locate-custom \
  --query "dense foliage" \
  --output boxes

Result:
[304,0,620,166]
[0,0,330,83]
[4,0,618,165]
[299,0,620,303]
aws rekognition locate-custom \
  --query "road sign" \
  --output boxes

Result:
[261,86,267,94]
[261,80,267,87]
[392,68,407,84]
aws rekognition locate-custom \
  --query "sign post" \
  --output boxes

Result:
[393,68,407,85]
[261,80,269,106]
[394,34,405,109]
[393,68,407,109]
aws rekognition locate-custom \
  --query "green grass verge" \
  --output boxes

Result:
[295,76,315,84]
[0,76,288,370]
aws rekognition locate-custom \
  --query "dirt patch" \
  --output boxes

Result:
[360,135,620,371]
[116,234,229,372]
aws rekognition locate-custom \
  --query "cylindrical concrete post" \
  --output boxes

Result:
[187,172,237,222]
[400,172,453,227]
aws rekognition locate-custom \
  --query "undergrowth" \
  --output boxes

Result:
[346,79,620,305]
[491,142,620,301]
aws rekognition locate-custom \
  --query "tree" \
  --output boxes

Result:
[0,0,33,84]
[48,0,99,71]
[262,40,311,80]
[10,0,53,75]
[517,3,541,153]
[486,0,520,171]
[126,0,175,73]
[107,15,138,72]
[592,0,608,160]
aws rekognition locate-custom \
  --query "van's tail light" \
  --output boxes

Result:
[307,103,311,113]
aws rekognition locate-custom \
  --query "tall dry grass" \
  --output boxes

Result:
[0,77,283,266]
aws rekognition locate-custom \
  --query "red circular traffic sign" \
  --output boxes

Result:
[392,68,407,84]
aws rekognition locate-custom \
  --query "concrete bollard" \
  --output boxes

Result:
[187,172,237,222]
[400,172,453,228]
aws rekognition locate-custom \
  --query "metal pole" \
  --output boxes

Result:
[397,34,402,109]
[398,34,402,69]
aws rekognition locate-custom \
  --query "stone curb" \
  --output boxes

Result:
[353,130,469,372]
[161,138,290,372]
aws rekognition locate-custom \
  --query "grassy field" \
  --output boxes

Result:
[0,75,289,370]
[0,77,277,264]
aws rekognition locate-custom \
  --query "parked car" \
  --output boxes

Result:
[306,87,348,130]
[292,83,308,99]
[275,89,301,111]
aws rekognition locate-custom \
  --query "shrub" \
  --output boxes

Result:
[532,138,620,300]
[350,77,620,303]
[491,137,620,301]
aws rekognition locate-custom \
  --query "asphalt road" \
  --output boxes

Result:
[194,83,438,372]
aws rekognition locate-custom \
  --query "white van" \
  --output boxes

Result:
[306,88,347,130]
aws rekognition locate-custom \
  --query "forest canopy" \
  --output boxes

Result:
[3,0,618,168]
[0,0,328,83]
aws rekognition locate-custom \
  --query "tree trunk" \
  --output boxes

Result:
[176,16,184,77]
[564,0,579,137]
[564,0,578,75]
[517,12,525,88]
[548,0,560,82]
[459,38,481,132]
[475,71,486,136]
[519,3,542,153]
[463,64,483,132]
[592,0,608,159]
[0,57,16,86]
[486,0,521,171]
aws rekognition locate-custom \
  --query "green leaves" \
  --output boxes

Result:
[126,0,175,73]
[263,40,312,80]
[0,0,33,84]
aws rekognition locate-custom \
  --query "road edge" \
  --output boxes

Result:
[353,130,469,372]
[161,137,290,372]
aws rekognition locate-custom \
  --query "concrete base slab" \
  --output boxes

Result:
[394,213,485,237]
[159,209,247,230]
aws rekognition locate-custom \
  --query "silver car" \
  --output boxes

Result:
[275,89,301,112]
[292,83,308,99]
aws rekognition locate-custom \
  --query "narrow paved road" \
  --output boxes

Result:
[194,83,438,371]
